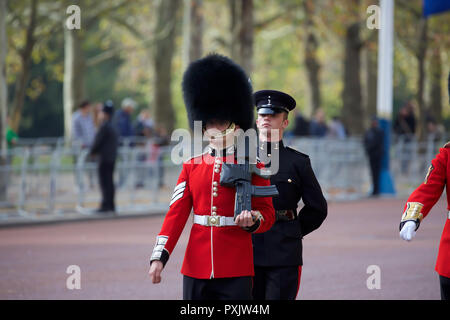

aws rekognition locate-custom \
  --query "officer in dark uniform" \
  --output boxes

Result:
[89,100,119,213]
[252,90,328,300]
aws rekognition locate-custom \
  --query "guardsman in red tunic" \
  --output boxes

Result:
[399,142,450,300]
[148,54,275,300]
[399,73,450,300]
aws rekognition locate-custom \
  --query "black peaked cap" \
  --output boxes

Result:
[254,90,296,115]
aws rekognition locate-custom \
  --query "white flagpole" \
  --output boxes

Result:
[377,0,394,118]
[376,0,395,195]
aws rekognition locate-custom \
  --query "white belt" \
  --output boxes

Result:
[448,211,450,220]
[193,214,236,227]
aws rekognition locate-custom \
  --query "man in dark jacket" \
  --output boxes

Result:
[363,116,384,196]
[90,100,119,213]
[252,90,328,300]
[113,97,136,138]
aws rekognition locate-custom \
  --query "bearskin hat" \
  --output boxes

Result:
[182,53,254,131]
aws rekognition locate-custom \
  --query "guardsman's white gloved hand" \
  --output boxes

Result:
[399,221,417,241]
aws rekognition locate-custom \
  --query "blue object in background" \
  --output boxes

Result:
[378,118,396,195]
[423,0,450,17]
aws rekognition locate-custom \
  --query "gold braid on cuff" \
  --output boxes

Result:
[401,202,424,224]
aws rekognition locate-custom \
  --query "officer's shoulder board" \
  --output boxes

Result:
[285,146,310,159]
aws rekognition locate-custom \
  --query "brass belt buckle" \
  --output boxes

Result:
[208,216,220,226]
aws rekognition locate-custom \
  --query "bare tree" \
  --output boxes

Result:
[342,20,364,136]
[0,0,8,201]
[63,0,130,141]
[239,0,253,74]
[189,0,204,62]
[153,0,181,134]
[395,0,436,141]
[182,0,204,70]
[416,18,428,140]
[428,46,442,123]
[10,0,38,132]
[318,0,367,135]
[361,41,378,127]
[229,0,254,74]
[303,0,322,116]
[229,0,240,62]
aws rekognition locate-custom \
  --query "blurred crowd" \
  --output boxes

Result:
[289,108,347,139]
[71,98,169,150]
[392,101,445,142]
[71,98,170,213]
[288,100,445,142]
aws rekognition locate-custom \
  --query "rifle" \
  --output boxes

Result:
[220,160,278,219]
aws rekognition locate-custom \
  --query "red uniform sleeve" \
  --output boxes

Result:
[150,163,193,266]
[250,162,275,233]
[403,147,448,219]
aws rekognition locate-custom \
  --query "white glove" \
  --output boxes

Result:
[399,221,417,241]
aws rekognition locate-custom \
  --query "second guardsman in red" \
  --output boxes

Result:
[148,54,275,300]
[399,142,450,300]
[399,74,450,300]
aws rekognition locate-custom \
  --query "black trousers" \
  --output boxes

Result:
[253,266,302,300]
[369,155,382,195]
[183,276,252,300]
[98,161,115,211]
[440,275,450,300]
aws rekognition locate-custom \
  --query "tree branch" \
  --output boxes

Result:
[85,0,129,29]
[85,21,173,67]
[254,3,302,31]
[109,15,145,40]
[396,0,421,18]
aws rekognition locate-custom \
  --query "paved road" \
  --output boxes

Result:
[0,197,446,300]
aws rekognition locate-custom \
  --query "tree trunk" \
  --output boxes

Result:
[428,46,442,123]
[229,0,240,62]
[0,0,8,201]
[182,0,191,70]
[10,0,38,132]
[342,22,364,135]
[303,0,321,117]
[182,0,203,70]
[239,0,253,75]
[189,0,203,62]
[363,43,377,126]
[63,26,86,142]
[154,0,181,134]
[229,0,239,62]
[0,0,7,152]
[416,18,428,141]
[228,0,253,74]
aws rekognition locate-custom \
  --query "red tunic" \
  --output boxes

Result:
[152,151,275,279]
[403,145,450,278]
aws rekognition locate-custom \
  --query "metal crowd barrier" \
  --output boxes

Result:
[0,138,182,220]
[287,137,371,200]
[0,134,448,220]
[390,134,448,197]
